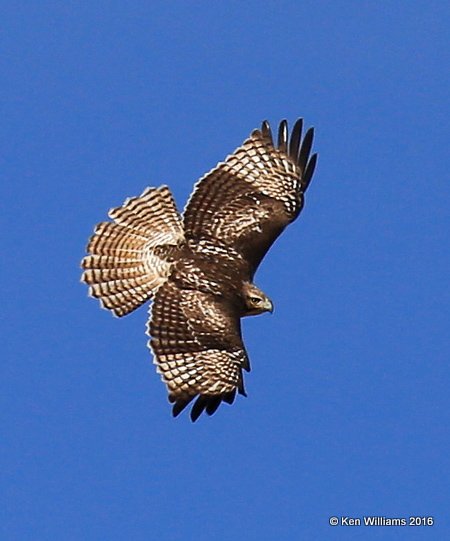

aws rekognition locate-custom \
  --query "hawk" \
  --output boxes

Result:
[81,119,317,421]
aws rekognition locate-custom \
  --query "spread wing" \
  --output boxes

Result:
[149,280,250,421]
[183,119,317,275]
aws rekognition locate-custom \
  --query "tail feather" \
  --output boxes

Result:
[88,223,150,253]
[82,254,144,270]
[109,187,182,237]
[81,186,184,317]
[83,266,150,282]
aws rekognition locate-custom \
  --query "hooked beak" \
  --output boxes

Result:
[265,299,274,314]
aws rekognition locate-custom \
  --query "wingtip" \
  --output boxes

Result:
[289,118,303,161]
[171,392,238,421]
[205,396,222,416]
[303,152,318,190]
[190,396,207,422]
[277,119,288,153]
[222,389,236,405]
[305,126,315,139]
[298,126,315,173]
[171,395,195,418]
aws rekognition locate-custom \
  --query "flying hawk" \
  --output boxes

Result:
[81,119,317,421]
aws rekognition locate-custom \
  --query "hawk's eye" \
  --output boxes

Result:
[250,297,262,304]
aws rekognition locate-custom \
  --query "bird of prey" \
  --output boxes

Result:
[81,118,317,421]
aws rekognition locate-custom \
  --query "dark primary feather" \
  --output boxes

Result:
[277,119,288,153]
[298,127,314,177]
[261,120,273,144]
[205,396,222,416]
[222,389,236,405]
[303,153,318,190]
[289,118,303,161]
[172,396,195,417]
[191,396,208,422]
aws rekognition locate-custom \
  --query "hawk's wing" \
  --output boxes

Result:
[149,280,250,421]
[183,119,317,275]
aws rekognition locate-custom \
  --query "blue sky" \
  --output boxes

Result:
[2,2,449,539]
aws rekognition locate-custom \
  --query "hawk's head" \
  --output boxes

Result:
[242,283,273,316]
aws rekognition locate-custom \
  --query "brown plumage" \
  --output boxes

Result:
[81,119,317,421]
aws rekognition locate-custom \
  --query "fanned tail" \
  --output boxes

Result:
[81,186,184,317]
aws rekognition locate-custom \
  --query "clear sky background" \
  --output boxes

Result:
[2,2,449,540]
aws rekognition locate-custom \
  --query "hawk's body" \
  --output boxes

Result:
[82,119,317,420]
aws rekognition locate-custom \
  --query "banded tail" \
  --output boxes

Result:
[81,186,184,317]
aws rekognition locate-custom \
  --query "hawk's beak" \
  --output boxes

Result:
[265,299,274,314]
